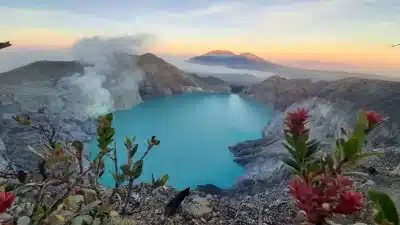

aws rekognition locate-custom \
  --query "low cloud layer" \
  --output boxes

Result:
[161,55,275,78]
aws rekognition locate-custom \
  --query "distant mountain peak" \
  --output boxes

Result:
[239,52,268,63]
[203,50,235,56]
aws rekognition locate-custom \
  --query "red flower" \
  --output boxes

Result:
[365,111,383,128]
[332,191,363,214]
[71,187,82,195]
[55,150,64,157]
[0,192,16,213]
[285,108,309,135]
[289,176,363,224]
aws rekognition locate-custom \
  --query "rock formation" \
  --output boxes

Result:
[234,76,400,184]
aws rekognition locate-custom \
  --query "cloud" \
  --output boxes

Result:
[0,7,140,38]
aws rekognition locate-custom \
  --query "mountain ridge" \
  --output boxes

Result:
[188,50,397,81]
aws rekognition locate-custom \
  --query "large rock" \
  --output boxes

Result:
[183,197,212,218]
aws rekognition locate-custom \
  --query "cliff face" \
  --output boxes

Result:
[233,76,400,184]
[242,76,400,122]
[241,76,328,110]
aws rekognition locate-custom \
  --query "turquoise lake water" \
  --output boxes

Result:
[89,93,273,189]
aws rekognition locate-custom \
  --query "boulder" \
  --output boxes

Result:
[183,197,212,218]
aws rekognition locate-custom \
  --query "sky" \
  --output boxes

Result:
[0,0,400,73]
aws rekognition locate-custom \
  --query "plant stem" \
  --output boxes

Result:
[121,178,134,214]
[36,166,92,224]
[113,141,119,188]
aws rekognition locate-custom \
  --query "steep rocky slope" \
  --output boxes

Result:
[136,53,230,99]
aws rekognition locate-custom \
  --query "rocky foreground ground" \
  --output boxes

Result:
[105,146,400,225]
[2,53,400,224]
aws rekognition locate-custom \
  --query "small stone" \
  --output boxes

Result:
[200,217,207,223]
[17,216,30,225]
[294,210,307,224]
[71,215,93,225]
[109,210,119,217]
[205,194,213,201]
[47,210,74,225]
[391,165,400,176]
[131,193,141,202]
[81,188,98,203]
[92,218,101,225]
[0,213,13,224]
[67,195,84,211]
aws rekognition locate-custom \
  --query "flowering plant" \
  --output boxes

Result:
[0,192,16,213]
[282,108,400,225]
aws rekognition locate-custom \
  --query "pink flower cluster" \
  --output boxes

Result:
[289,176,363,224]
[285,108,309,136]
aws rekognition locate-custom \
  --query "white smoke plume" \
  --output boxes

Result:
[54,35,150,120]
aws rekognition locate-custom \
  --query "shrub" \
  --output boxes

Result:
[282,108,400,225]
[0,109,168,224]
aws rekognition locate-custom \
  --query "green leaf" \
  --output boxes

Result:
[336,138,345,150]
[105,113,113,123]
[342,171,369,177]
[281,157,301,172]
[282,142,297,159]
[125,136,131,144]
[305,140,320,158]
[120,164,131,175]
[298,130,310,144]
[355,152,383,161]
[343,138,361,162]
[368,190,399,225]
[5,183,22,192]
[37,205,47,217]
[353,110,368,140]
[334,138,346,162]
[13,115,32,125]
[112,172,127,183]
[131,160,144,179]
[130,144,139,158]
[152,174,169,188]
[160,174,168,185]
[55,142,63,151]
[120,160,144,179]
[151,175,168,188]
[306,163,321,174]
[284,131,295,146]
